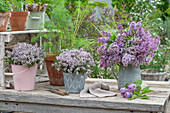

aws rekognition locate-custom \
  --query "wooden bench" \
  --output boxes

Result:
[0,78,169,113]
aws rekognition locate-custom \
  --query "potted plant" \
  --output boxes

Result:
[0,1,11,32]
[54,49,95,93]
[97,21,160,89]
[5,43,46,91]
[31,1,74,86]
[9,0,29,31]
[26,3,47,30]
[141,39,169,81]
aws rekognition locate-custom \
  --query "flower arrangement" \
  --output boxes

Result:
[6,43,46,68]
[120,80,154,100]
[54,49,95,74]
[97,21,160,68]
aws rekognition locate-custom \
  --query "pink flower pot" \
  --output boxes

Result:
[5,64,38,91]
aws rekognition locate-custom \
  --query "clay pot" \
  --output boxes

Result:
[45,55,64,86]
[0,12,11,32]
[10,11,29,31]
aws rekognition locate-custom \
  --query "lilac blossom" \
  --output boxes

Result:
[97,21,160,68]
[129,21,136,31]
[102,31,111,37]
[135,27,145,37]
[128,84,137,92]
[124,91,133,98]
[136,21,141,29]
[98,36,110,43]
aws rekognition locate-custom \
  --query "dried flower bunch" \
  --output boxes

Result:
[97,21,160,68]
[6,43,46,68]
[54,49,95,74]
[27,3,47,12]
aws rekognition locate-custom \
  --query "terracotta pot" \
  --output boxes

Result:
[10,11,29,31]
[0,12,11,32]
[45,55,64,86]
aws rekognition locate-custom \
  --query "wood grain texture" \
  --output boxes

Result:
[0,78,169,113]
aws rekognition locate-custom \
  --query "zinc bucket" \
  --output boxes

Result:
[26,12,44,30]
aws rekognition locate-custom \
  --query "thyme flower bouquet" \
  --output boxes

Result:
[97,21,160,68]
[6,43,46,68]
[54,49,95,75]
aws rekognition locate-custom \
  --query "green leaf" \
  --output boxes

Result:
[142,89,154,94]
[48,42,53,47]
[133,91,139,96]
[124,83,129,88]
[137,85,142,93]
[110,34,116,42]
[141,95,149,99]
[128,98,132,100]
[142,86,150,92]
[134,80,142,85]
[131,94,138,100]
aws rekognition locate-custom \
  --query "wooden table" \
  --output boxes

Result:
[0,78,169,113]
[0,30,51,89]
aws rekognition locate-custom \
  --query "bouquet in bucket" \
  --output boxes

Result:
[54,49,96,74]
[6,43,46,68]
[97,21,160,68]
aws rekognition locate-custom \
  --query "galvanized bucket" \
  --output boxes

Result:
[26,12,44,30]
[63,72,86,93]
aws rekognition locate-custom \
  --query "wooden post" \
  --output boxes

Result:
[0,35,5,89]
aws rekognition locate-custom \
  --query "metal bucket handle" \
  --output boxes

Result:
[4,66,28,76]
[29,15,43,20]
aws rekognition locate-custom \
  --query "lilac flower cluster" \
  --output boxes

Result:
[6,43,46,68]
[120,84,137,98]
[55,49,95,74]
[97,21,160,67]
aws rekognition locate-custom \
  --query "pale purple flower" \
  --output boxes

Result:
[102,31,111,37]
[129,21,136,31]
[124,91,133,98]
[128,84,137,92]
[6,43,46,67]
[135,27,145,37]
[98,36,110,43]
[97,43,107,54]
[97,21,159,68]
[55,49,95,74]
[136,21,141,29]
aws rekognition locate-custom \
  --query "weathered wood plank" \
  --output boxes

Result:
[0,101,154,113]
[0,79,169,113]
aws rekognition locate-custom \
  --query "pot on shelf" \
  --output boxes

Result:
[113,64,141,89]
[45,55,64,86]
[0,12,11,32]
[26,11,45,30]
[10,11,29,31]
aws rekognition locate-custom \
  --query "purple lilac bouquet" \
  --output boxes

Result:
[97,21,160,67]
[54,49,95,74]
[6,43,46,68]
[120,80,154,100]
